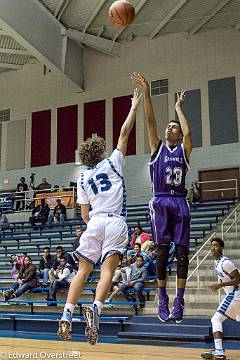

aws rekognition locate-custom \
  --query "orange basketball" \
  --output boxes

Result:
[109,0,135,27]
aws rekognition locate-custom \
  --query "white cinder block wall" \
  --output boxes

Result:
[0,28,240,205]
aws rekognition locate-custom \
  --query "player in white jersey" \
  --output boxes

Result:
[201,238,240,360]
[57,88,142,345]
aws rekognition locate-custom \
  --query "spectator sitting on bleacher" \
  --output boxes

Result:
[130,226,150,248]
[187,180,201,204]
[10,254,25,280]
[0,208,9,233]
[35,178,51,193]
[3,256,37,301]
[52,246,78,271]
[130,243,157,277]
[46,257,75,304]
[73,227,82,251]
[48,199,67,226]
[29,199,50,227]
[16,177,28,211]
[120,255,147,308]
[37,247,54,286]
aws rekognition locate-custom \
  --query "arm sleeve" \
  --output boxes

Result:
[77,174,89,204]
[58,268,70,281]
[223,260,237,275]
[109,149,125,173]
[22,266,36,283]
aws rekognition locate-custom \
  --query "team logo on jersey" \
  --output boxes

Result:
[164,156,183,163]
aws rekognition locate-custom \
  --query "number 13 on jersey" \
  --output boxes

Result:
[88,173,112,194]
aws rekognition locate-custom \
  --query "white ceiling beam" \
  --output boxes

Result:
[112,0,149,42]
[0,62,22,69]
[81,0,108,41]
[0,47,30,55]
[150,0,190,39]
[190,0,232,35]
[66,28,120,57]
[56,0,71,20]
[0,0,84,91]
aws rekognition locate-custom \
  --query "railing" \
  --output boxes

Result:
[221,202,240,240]
[187,200,240,291]
[187,232,216,287]
[0,187,76,212]
[198,178,238,199]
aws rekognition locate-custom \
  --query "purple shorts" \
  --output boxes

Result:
[149,196,191,247]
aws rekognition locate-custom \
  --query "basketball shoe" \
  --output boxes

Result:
[83,305,100,345]
[57,309,72,341]
[201,349,226,360]
[158,295,170,322]
[169,297,184,324]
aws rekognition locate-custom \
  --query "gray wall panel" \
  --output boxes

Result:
[209,77,238,145]
[6,119,26,170]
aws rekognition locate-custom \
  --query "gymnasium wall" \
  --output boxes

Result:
[0,27,240,200]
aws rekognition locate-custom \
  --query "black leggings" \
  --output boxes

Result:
[156,243,189,280]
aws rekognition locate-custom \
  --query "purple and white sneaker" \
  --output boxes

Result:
[158,295,170,322]
[169,297,184,324]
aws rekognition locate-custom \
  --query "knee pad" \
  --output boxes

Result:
[176,245,189,279]
[211,312,226,333]
[156,244,169,280]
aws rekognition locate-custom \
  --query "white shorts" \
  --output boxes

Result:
[217,292,240,321]
[74,214,128,264]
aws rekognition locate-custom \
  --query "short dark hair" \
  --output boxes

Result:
[56,246,63,251]
[211,237,224,248]
[167,120,183,134]
[134,243,141,249]
[43,247,50,251]
[136,255,144,261]
[135,225,143,232]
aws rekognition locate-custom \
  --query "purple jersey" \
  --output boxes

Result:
[149,142,189,196]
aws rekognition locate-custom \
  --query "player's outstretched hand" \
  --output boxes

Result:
[131,88,142,109]
[209,283,222,291]
[175,89,185,109]
[131,72,149,92]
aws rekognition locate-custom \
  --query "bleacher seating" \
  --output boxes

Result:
[0,197,238,340]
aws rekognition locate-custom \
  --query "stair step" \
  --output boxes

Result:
[118,331,209,341]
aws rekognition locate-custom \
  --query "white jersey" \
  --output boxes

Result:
[214,255,240,297]
[77,149,126,219]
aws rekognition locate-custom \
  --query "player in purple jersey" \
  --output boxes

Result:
[132,72,192,323]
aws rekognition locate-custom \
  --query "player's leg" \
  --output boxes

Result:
[201,312,227,360]
[83,253,120,345]
[58,257,93,341]
[150,198,171,322]
[156,243,170,322]
[169,197,190,323]
[169,244,189,323]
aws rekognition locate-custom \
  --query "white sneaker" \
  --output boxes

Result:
[201,349,226,360]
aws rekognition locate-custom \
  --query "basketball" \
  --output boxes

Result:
[109,0,135,27]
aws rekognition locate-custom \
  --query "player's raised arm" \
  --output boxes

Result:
[117,88,142,156]
[131,72,159,155]
[175,90,192,159]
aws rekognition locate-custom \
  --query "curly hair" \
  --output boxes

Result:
[78,136,106,167]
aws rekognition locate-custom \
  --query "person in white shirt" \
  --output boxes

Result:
[58,88,142,345]
[46,258,75,303]
[201,238,240,360]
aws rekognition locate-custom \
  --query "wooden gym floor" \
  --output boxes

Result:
[0,338,240,360]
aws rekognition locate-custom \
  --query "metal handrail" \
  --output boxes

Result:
[187,200,240,288]
[221,203,240,239]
